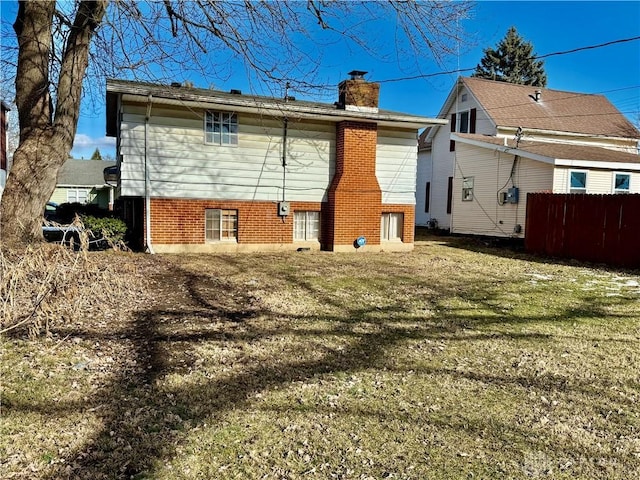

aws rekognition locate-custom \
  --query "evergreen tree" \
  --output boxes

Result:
[472,27,547,87]
[90,148,102,161]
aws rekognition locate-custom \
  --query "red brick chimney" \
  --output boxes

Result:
[327,72,382,251]
[338,70,380,113]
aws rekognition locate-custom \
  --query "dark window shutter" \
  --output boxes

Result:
[470,108,477,134]
[446,176,453,214]
[425,182,431,213]
[450,113,457,151]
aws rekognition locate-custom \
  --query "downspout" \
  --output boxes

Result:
[282,116,288,202]
[145,94,155,254]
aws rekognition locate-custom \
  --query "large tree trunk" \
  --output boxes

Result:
[0,0,107,246]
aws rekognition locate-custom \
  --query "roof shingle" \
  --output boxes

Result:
[463,77,639,138]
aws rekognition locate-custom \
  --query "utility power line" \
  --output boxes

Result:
[376,36,640,84]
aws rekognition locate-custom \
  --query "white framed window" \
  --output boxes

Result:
[205,111,238,145]
[613,172,630,193]
[461,93,468,103]
[381,213,403,241]
[294,211,320,241]
[67,188,89,203]
[569,170,587,193]
[462,177,474,201]
[458,110,470,133]
[205,209,237,242]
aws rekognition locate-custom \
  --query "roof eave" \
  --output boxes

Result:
[452,133,640,170]
[107,80,446,130]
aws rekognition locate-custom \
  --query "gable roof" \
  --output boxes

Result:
[462,77,639,138]
[452,133,640,170]
[106,79,447,134]
[57,159,116,187]
[425,77,639,143]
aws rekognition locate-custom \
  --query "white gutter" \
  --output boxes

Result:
[144,94,155,254]
[115,92,446,130]
[498,125,638,143]
[451,133,640,171]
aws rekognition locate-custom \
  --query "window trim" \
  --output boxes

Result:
[462,177,474,201]
[613,172,631,194]
[569,170,588,194]
[204,110,238,146]
[381,212,404,242]
[205,208,238,243]
[293,211,320,241]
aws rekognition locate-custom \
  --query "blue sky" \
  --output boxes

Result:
[2,1,639,159]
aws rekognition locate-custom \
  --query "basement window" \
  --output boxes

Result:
[381,213,403,241]
[205,209,237,242]
[205,111,238,145]
[294,211,320,241]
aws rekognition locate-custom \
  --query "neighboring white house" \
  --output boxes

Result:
[417,77,640,237]
[106,73,446,252]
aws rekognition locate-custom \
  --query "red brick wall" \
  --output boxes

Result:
[148,198,322,245]
[381,204,415,244]
[327,121,382,249]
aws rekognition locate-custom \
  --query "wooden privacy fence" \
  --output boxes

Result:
[525,193,640,269]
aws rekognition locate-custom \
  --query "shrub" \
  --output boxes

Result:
[81,215,128,248]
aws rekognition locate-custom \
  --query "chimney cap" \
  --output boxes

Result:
[348,70,368,80]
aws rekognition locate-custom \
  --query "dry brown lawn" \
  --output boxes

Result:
[1,235,639,479]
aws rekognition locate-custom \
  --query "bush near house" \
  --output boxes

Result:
[81,215,128,248]
[45,202,128,250]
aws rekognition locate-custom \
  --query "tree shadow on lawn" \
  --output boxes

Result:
[421,232,640,274]
[6,261,635,479]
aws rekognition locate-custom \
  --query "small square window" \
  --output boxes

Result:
[205,209,237,242]
[294,211,320,241]
[462,177,474,201]
[461,93,468,102]
[205,111,238,145]
[381,213,403,241]
[614,173,630,193]
[569,171,587,193]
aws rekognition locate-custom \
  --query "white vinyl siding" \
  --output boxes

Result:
[376,128,418,205]
[553,168,640,194]
[118,104,334,202]
[420,86,491,229]
[415,150,432,226]
[451,142,552,237]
